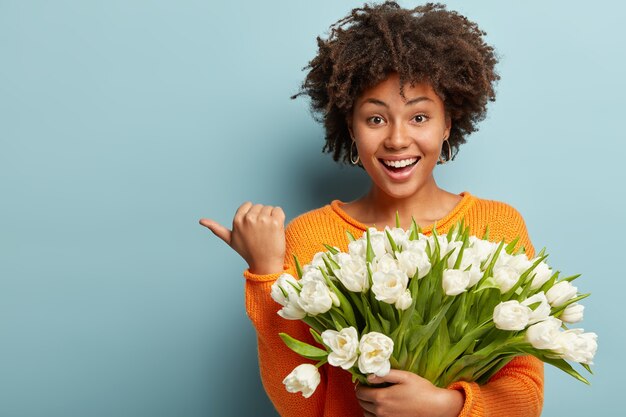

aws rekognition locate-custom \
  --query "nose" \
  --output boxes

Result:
[384,121,411,150]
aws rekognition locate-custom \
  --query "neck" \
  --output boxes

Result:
[361,178,449,229]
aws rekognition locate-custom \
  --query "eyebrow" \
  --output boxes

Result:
[360,96,434,108]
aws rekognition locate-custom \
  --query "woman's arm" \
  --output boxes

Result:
[243,217,328,417]
[201,203,327,417]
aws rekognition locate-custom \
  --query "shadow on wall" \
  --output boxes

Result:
[282,132,371,215]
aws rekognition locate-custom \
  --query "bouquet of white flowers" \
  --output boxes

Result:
[270,219,597,398]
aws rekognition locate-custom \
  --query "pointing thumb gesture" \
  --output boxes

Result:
[199,202,286,275]
[199,218,232,245]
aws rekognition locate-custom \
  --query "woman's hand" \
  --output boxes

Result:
[199,202,286,275]
[355,370,464,417]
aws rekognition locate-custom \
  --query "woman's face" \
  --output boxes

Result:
[348,73,451,200]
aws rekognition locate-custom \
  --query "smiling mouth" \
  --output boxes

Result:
[379,157,420,173]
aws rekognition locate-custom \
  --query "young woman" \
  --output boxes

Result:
[200,2,543,416]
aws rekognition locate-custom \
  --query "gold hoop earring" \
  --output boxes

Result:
[350,141,360,165]
[438,139,452,164]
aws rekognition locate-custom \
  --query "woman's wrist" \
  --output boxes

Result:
[248,260,286,275]
[438,387,464,417]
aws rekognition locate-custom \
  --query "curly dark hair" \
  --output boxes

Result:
[291,1,500,164]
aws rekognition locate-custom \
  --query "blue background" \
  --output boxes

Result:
[1,0,624,416]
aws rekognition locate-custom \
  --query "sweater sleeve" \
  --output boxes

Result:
[447,204,544,417]
[243,221,326,417]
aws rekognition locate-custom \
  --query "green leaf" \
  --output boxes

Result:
[302,317,324,334]
[346,290,366,322]
[294,255,303,279]
[365,307,383,333]
[385,229,399,254]
[423,317,451,382]
[539,270,560,293]
[502,256,544,301]
[407,298,454,369]
[329,309,348,330]
[395,211,401,228]
[440,321,493,370]
[562,274,582,283]
[505,237,520,254]
[409,217,420,240]
[377,313,391,334]
[541,356,590,385]
[320,268,357,327]
[552,293,590,316]
[446,224,455,242]
[279,333,328,360]
[366,229,375,263]
[323,244,340,255]
[310,328,324,346]
[482,225,490,240]
[346,230,356,242]
[322,253,340,272]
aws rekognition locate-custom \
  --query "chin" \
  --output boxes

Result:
[375,182,422,200]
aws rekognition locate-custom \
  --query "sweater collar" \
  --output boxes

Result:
[328,191,475,234]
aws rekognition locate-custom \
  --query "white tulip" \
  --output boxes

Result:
[560,302,584,323]
[298,276,335,315]
[373,253,400,274]
[556,329,598,365]
[348,239,367,259]
[468,265,483,287]
[394,289,413,310]
[358,332,394,376]
[435,236,462,259]
[301,267,325,283]
[270,273,300,306]
[396,247,431,279]
[493,265,520,293]
[442,269,470,296]
[302,252,327,274]
[371,269,408,304]
[526,317,562,350]
[495,252,532,275]
[271,274,306,320]
[493,300,531,331]
[508,254,533,274]
[321,327,359,370]
[283,364,321,398]
[384,226,410,253]
[447,247,481,272]
[334,253,369,292]
[546,281,578,307]
[522,292,551,324]
[530,261,552,290]
[468,236,498,264]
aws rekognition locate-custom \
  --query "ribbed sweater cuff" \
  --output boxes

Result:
[447,381,483,417]
[243,265,292,282]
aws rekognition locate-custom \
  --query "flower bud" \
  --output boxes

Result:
[546,281,577,307]
[493,300,531,331]
[283,364,321,398]
[560,303,584,323]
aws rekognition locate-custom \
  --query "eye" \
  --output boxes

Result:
[367,116,385,125]
[412,114,428,123]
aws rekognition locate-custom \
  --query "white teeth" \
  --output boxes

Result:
[382,158,418,168]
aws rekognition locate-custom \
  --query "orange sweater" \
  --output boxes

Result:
[244,192,544,417]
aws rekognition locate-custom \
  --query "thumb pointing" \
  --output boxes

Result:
[199,218,232,245]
